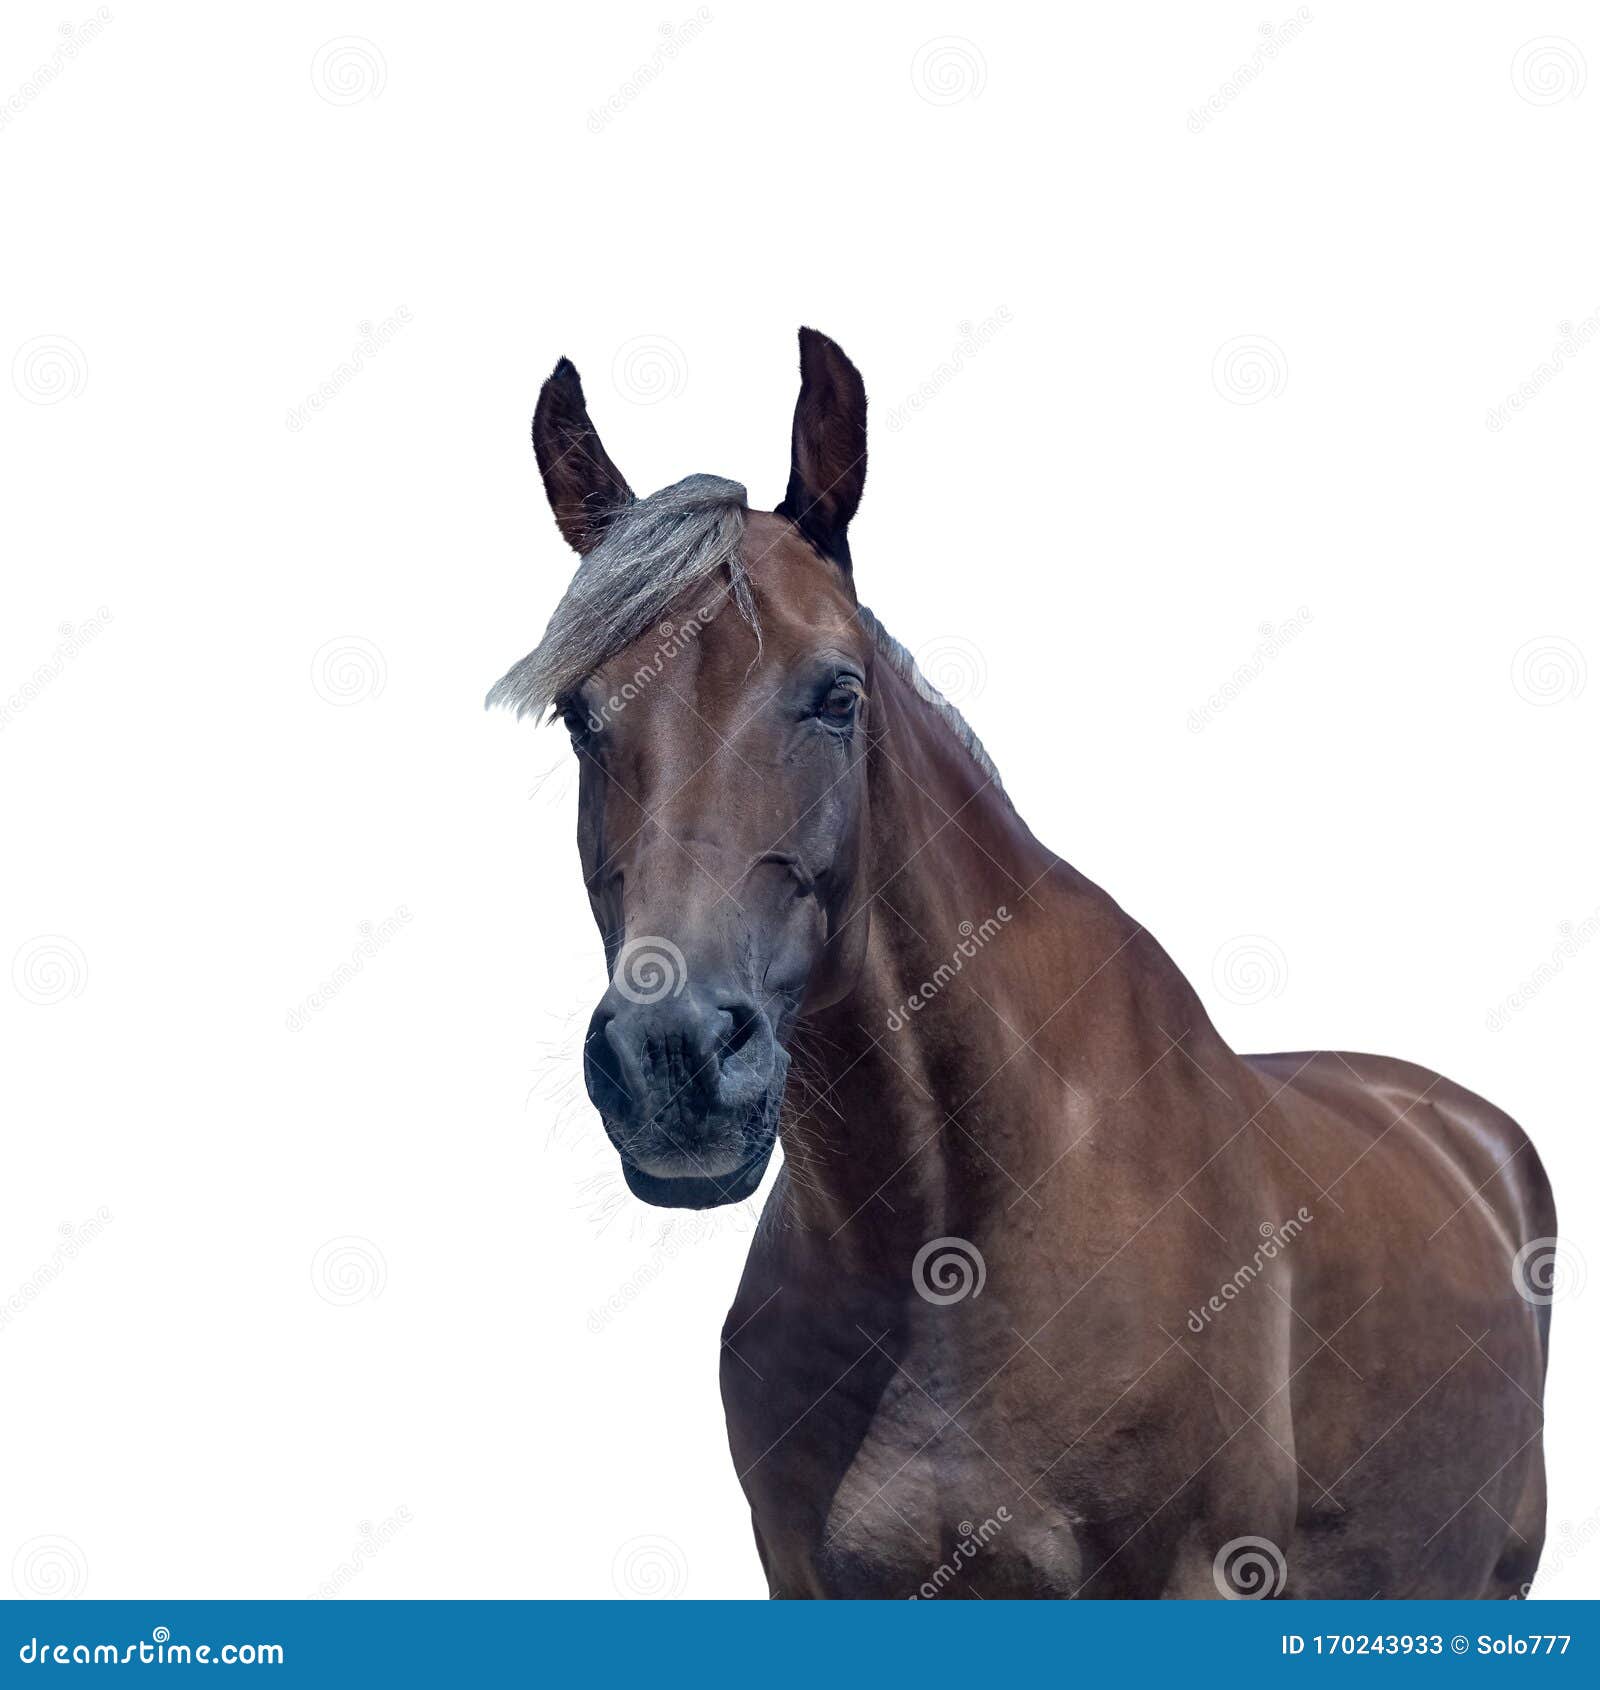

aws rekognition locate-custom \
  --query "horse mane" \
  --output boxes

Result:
[486,474,754,720]
[486,474,1008,806]
[855,607,1009,805]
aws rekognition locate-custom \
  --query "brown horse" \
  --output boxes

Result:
[490,329,1555,1599]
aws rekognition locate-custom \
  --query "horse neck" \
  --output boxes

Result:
[778,652,1212,1254]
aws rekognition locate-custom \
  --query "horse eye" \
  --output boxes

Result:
[821,683,860,722]
[560,704,595,745]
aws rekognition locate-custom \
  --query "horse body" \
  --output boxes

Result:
[493,329,1552,1599]
[721,645,1551,1598]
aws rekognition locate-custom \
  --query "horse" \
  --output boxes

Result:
[489,328,1555,1599]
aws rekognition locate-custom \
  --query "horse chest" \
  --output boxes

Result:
[815,1391,1091,1599]
[726,1318,1166,1598]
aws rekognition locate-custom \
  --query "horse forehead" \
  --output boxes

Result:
[714,525,858,689]
[740,512,859,630]
[617,518,860,675]
[699,535,865,710]
[588,515,863,747]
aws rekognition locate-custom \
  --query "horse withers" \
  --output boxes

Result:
[490,329,1555,1599]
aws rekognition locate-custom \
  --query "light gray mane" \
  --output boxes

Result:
[487,473,1008,804]
[855,607,1007,802]
[487,474,753,720]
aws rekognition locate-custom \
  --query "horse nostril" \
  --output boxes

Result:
[586,989,770,1134]
[583,1010,639,1117]
[717,1002,762,1063]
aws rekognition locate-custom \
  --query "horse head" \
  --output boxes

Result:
[490,330,877,1207]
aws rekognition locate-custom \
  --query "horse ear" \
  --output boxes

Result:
[532,358,634,555]
[776,327,867,569]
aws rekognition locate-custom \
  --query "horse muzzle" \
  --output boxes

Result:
[583,983,787,1209]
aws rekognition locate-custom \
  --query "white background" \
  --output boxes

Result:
[2,1,1596,1600]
